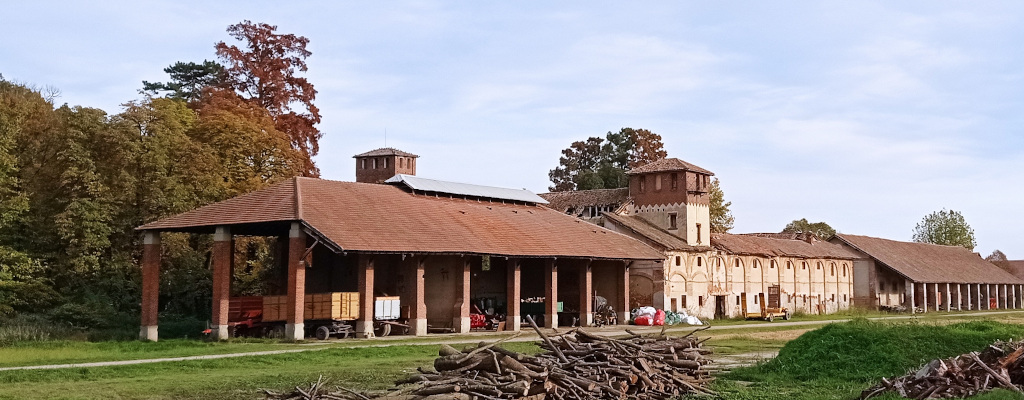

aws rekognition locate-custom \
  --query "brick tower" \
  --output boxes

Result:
[626,158,714,246]
[353,148,419,184]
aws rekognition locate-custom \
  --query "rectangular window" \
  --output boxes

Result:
[682,295,687,307]
[399,158,404,168]
[383,158,388,169]
[655,175,662,190]
[373,158,378,169]
[696,223,702,243]
[671,173,678,190]
[638,177,645,193]
[361,159,366,169]
[669,213,678,229]
[698,296,704,307]
[736,295,741,306]
[675,256,681,266]
[754,294,759,305]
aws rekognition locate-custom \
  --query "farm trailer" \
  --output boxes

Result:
[227,293,407,339]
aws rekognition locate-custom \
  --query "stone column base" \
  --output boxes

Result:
[580,313,594,327]
[617,311,630,325]
[543,314,558,330]
[355,320,375,338]
[410,318,428,336]
[285,323,304,341]
[140,325,158,341]
[212,325,230,340]
[505,316,521,332]
[454,316,471,334]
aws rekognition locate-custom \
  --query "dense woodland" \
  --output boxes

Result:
[0,21,319,338]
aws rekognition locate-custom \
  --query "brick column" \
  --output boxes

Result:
[905,279,915,313]
[453,258,472,333]
[356,254,375,338]
[211,226,232,340]
[140,231,160,341]
[617,262,630,324]
[506,259,521,332]
[544,259,558,329]
[408,256,427,336]
[285,223,306,340]
[579,262,593,327]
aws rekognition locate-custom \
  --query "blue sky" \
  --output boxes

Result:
[3,2,1023,257]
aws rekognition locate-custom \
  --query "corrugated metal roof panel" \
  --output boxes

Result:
[386,174,549,204]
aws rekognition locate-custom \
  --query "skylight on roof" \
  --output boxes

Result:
[385,174,549,204]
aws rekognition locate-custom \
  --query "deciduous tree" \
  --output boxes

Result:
[783,218,837,239]
[216,21,321,176]
[912,209,977,251]
[709,178,734,233]
[548,128,667,191]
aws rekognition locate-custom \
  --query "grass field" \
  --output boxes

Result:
[4,311,1024,399]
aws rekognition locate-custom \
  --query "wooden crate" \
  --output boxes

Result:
[261,293,360,322]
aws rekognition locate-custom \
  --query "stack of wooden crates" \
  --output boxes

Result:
[262,292,359,322]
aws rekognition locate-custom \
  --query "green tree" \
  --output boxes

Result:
[709,178,734,233]
[548,127,667,192]
[142,61,227,104]
[783,218,837,239]
[911,209,976,250]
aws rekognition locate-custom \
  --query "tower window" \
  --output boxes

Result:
[696,223,702,243]
[670,173,678,190]
[655,175,662,191]
[669,213,677,229]
[361,159,366,169]
[400,158,404,168]
[638,177,646,193]
[373,158,378,169]
[383,158,388,169]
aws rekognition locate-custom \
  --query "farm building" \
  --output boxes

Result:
[830,234,1024,312]
[541,157,861,319]
[136,148,663,341]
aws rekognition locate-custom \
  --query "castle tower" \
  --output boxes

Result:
[353,148,419,183]
[626,158,713,246]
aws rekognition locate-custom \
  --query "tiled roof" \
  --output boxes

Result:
[831,234,1024,284]
[602,213,709,252]
[712,233,862,260]
[539,188,628,213]
[353,148,419,158]
[740,232,821,241]
[139,177,663,260]
[626,158,713,176]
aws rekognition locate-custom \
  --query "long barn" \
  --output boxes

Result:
[136,149,663,341]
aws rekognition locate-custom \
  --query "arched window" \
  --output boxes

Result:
[786,261,792,270]
[753,260,760,269]
[770,260,777,269]
[830,263,836,276]
[843,264,848,277]
[816,262,822,270]
[802,262,807,270]
[734,259,741,269]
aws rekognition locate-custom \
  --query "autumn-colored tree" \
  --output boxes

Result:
[709,178,734,233]
[548,128,667,191]
[783,218,836,239]
[216,21,321,176]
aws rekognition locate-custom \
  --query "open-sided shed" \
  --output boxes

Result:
[136,176,663,340]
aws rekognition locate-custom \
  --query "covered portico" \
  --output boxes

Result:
[138,177,662,341]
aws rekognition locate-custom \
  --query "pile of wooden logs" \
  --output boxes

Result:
[266,317,714,400]
[861,340,1024,399]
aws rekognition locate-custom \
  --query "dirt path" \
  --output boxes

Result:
[3,310,1022,372]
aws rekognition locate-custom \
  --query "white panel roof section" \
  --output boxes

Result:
[385,174,549,204]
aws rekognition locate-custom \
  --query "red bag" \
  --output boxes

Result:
[653,309,666,326]
[634,315,653,326]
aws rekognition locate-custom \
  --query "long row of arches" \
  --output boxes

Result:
[660,252,855,319]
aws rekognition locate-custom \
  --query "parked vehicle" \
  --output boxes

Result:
[226,293,409,340]
[740,285,791,322]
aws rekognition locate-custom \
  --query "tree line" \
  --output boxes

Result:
[0,21,319,337]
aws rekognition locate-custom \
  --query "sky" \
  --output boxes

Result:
[2,2,1023,257]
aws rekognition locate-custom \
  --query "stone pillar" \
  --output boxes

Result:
[211,226,232,340]
[409,256,427,336]
[285,223,306,340]
[986,284,992,310]
[921,283,928,313]
[544,259,558,329]
[453,258,471,333]
[944,283,950,311]
[1005,284,1010,309]
[356,254,375,338]
[905,279,915,313]
[950,284,958,313]
[506,259,521,332]
[934,283,940,312]
[966,284,972,310]
[140,231,161,341]
[617,262,630,324]
[579,262,593,327]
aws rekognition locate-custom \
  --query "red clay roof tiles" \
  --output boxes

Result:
[831,234,1024,284]
[711,233,862,260]
[139,177,663,261]
[539,188,629,213]
[626,158,713,176]
[352,148,419,158]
